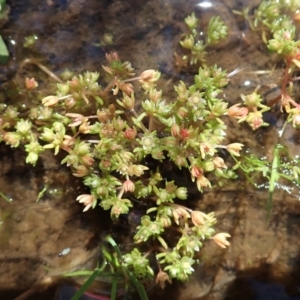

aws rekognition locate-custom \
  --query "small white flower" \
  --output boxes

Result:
[76,194,96,212]
[212,232,231,248]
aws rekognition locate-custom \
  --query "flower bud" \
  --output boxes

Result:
[124,127,137,139]
[196,174,211,191]
[26,152,39,165]
[176,187,187,200]
[241,92,262,108]
[227,103,248,119]
[52,121,65,133]
[149,88,162,103]
[69,77,80,90]
[128,164,149,177]
[191,211,206,227]
[42,95,59,107]
[156,271,171,289]
[172,207,190,225]
[74,142,90,156]
[267,39,282,52]
[73,165,90,177]
[25,77,38,90]
[123,179,135,192]
[79,121,91,134]
[65,97,76,108]
[213,157,227,169]
[41,128,55,142]
[3,132,21,147]
[120,82,134,95]
[80,154,94,167]
[226,143,244,156]
[119,93,135,110]
[76,194,96,212]
[191,166,202,179]
[185,13,197,29]
[139,69,161,83]
[177,107,188,119]
[180,34,194,49]
[203,161,214,172]
[179,128,189,139]
[246,111,264,130]
[212,232,231,248]
[174,156,187,168]
[16,119,32,136]
[171,123,180,137]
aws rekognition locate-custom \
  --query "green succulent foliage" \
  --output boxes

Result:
[179,13,228,65]
[206,16,228,45]
[4,2,300,287]
[122,248,154,279]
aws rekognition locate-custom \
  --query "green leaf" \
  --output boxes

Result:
[110,277,118,300]
[71,268,102,300]
[0,35,8,65]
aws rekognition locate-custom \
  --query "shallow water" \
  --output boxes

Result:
[1,0,300,299]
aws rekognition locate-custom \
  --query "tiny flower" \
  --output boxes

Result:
[127,164,149,177]
[202,161,214,172]
[185,13,197,29]
[25,77,38,90]
[79,121,91,134]
[117,81,134,95]
[180,128,189,139]
[42,95,59,107]
[241,92,262,108]
[213,157,227,169]
[177,107,188,119]
[191,211,206,227]
[156,271,172,289]
[180,34,194,49]
[72,165,90,177]
[175,187,187,200]
[172,206,190,225]
[66,113,87,127]
[80,154,94,167]
[69,77,80,90]
[26,152,39,165]
[191,166,202,181]
[65,97,76,108]
[171,123,180,137]
[149,88,162,103]
[124,127,137,139]
[246,111,264,130]
[226,143,244,156]
[123,179,135,192]
[196,174,211,191]
[105,51,119,63]
[139,69,161,83]
[3,132,21,147]
[227,103,248,119]
[199,142,215,159]
[76,194,96,212]
[118,93,135,110]
[16,119,32,136]
[62,135,75,149]
[212,232,231,248]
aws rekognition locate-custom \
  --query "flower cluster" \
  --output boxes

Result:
[227,92,270,130]
[0,50,238,283]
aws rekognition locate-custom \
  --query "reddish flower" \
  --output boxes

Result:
[180,128,189,139]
